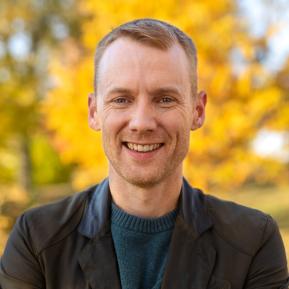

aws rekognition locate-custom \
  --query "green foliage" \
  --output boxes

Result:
[0,0,84,191]
[31,134,72,185]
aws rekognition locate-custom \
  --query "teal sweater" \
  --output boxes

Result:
[111,203,178,289]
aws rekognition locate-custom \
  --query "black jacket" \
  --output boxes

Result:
[0,179,288,289]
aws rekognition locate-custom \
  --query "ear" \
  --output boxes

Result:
[191,90,207,130]
[88,93,101,131]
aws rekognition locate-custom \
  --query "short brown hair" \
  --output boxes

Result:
[94,18,198,95]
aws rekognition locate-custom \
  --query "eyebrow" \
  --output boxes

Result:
[151,87,181,96]
[106,86,182,97]
[106,87,133,96]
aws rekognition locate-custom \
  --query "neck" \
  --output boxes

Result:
[108,169,183,218]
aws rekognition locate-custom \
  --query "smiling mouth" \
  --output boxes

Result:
[124,142,163,152]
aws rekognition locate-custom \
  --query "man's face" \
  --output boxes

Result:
[89,38,206,187]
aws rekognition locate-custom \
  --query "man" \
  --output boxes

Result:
[0,18,288,289]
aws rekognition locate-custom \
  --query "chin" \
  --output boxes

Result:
[121,170,170,188]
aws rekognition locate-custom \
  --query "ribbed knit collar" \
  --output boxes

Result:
[111,203,178,233]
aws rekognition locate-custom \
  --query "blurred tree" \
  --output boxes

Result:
[42,0,289,190]
[0,0,83,199]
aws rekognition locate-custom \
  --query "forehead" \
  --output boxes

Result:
[97,38,191,94]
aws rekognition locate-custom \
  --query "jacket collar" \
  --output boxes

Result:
[78,178,111,238]
[78,177,213,239]
[180,178,213,237]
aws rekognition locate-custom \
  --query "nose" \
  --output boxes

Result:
[128,100,157,132]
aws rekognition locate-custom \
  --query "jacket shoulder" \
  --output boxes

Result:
[204,194,278,256]
[14,185,97,254]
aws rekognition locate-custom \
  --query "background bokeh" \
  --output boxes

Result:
[0,0,288,258]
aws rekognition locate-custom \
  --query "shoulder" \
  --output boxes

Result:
[204,193,278,256]
[13,184,97,254]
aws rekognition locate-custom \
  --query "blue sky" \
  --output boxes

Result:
[240,0,289,71]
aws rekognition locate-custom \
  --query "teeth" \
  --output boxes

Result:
[126,143,161,152]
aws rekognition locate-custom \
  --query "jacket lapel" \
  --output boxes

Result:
[77,179,121,289]
[78,230,121,289]
[161,217,216,289]
[161,179,216,289]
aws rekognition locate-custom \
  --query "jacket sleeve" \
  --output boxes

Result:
[245,215,289,289]
[0,214,45,289]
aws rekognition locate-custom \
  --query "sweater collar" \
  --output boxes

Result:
[111,202,178,233]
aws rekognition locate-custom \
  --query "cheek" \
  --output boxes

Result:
[101,111,128,136]
[164,110,193,132]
